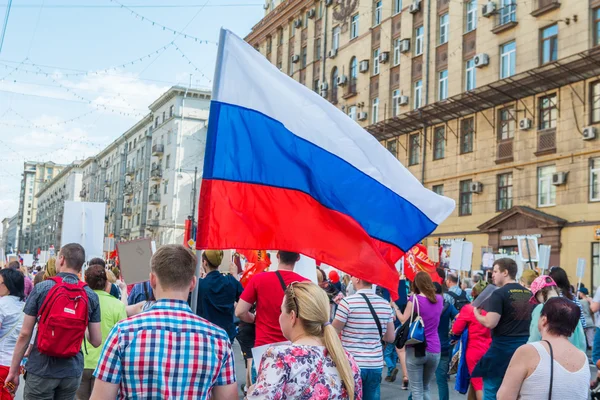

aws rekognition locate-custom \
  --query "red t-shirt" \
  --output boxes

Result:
[240,270,308,347]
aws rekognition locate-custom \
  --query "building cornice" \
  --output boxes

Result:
[245,0,317,45]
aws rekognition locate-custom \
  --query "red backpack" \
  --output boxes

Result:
[36,276,89,358]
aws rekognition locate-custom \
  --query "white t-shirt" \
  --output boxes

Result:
[593,288,600,328]
[0,296,25,366]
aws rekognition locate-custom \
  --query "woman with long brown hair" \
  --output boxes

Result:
[247,282,361,399]
[395,272,443,400]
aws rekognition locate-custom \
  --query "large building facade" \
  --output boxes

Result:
[1,215,17,255]
[17,161,64,253]
[79,86,210,247]
[247,0,600,287]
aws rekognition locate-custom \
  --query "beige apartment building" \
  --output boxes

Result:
[247,0,600,287]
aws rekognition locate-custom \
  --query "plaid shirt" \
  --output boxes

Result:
[94,299,236,399]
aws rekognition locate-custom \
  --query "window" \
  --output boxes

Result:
[439,13,449,44]
[162,205,167,220]
[148,210,152,219]
[169,105,174,117]
[164,180,168,194]
[303,13,308,28]
[500,41,516,79]
[165,155,171,169]
[136,214,140,226]
[267,36,272,53]
[393,38,401,66]
[433,126,446,160]
[538,94,557,130]
[409,133,420,165]
[438,70,448,100]
[538,165,556,207]
[459,180,472,216]
[372,98,379,124]
[392,89,401,117]
[460,118,474,154]
[155,116,159,128]
[301,46,307,68]
[414,80,422,109]
[349,57,358,93]
[592,82,600,123]
[433,185,444,196]
[465,59,476,91]
[387,139,398,157]
[314,78,320,93]
[350,14,359,39]
[278,28,283,45]
[466,0,477,32]
[590,157,600,202]
[499,0,516,25]
[46,168,52,174]
[498,108,516,140]
[315,38,321,60]
[291,21,295,37]
[497,173,513,211]
[162,111,166,122]
[167,131,172,144]
[374,1,382,26]
[540,24,558,65]
[332,26,340,50]
[394,0,402,14]
[595,8,600,46]
[331,68,338,102]
[373,48,380,75]
[348,106,357,120]
[415,26,424,56]
[288,54,295,75]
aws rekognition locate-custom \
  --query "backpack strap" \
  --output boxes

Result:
[274,271,287,292]
[360,293,383,339]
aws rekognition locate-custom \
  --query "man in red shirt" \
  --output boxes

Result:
[235,251,308,347]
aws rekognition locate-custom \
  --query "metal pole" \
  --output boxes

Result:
[191,166,198,233]
[191,249,202,314]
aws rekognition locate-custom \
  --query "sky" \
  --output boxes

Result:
[0,0,264,221]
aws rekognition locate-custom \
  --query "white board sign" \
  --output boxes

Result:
[517,236,539,262]
[117,238,153,285]
[538,245,551,272]
[576,258,586,279]
[21,254,34,267]
[61,201,106,261]
[450,241,473,271]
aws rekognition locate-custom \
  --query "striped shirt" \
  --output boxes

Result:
[334,289,393,369]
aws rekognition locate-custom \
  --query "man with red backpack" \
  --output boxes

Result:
[6,243,102,399]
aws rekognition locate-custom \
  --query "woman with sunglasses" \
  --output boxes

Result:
[246,282,361,399]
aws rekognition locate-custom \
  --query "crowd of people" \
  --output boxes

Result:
[0,246,595,399]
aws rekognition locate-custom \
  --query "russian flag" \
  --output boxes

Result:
[197,29,455,297]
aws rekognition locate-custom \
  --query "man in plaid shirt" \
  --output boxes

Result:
[90,245,237,399]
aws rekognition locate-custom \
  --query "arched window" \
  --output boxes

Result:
[349,57,358,94]
[331,67,338,103]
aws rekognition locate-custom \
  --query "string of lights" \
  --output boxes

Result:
[172,44,212,83]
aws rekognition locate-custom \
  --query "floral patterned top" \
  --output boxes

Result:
[247,344,362,400]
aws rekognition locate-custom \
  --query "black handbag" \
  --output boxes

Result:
[394,322,410,349]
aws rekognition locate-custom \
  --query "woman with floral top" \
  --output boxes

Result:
[247,282,362,400]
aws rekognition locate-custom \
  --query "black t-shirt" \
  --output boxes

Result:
[487,282,532,337]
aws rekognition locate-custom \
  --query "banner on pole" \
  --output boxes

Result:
[61,201,105,261]
[116,238,153,285]
[538,245,552,272]
[576,258,586,279]
[450,241,473,271]
[517,236,539,262]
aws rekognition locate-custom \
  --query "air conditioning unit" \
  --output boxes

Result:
[552,172,567,186]
[583,126,597,140]
[294,18,302,28]
[409,1,421,13]
[400,39,411,53]
[482,2,496,17]
[291,54,300,63]
[399,96,409,106]
[337,75,348,86]
[358,112,368,121]
[325,0,333,6]
[359,60,369,72]
[307,8,316,19]
[320,90,328,98]
[328,48,338,58]
[379,51,390,64]
[470,182,483,193]
[519,118,532,131]
[473,53,489,68]
[320,81,329,91]
[263,3,269,10]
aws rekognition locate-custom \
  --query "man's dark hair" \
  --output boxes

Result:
[60,243,86,272]
[89,257,106,269]
[447,274,459,284]
[541,297,581,337]
[85,265,107,291]
[0,269,25,301]
[278,251,300,265]
[494,258,518,279]
[151,245,196,290]
[7,261,20,270]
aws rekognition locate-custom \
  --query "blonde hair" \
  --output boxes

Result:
[44,257,57,280]
[105,269,117,284]
[283,282,355,399]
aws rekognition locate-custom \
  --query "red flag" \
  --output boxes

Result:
[238,250,270,265]
[240,260,270,287]
[404,244,442,284]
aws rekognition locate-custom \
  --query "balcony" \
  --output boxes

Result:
[122,207,132,216]
[150,168,162,180]
[492,4,517,34]
[147,219,159,228]
[531,0,560,17]
[120,228,130,237]
[152,144,164,156]
[149,193,161,204]
[535,128,557,156]
[104,180,110,188]
[125,166,135,177]
[496,139,514,164]
[124,184,133,196]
